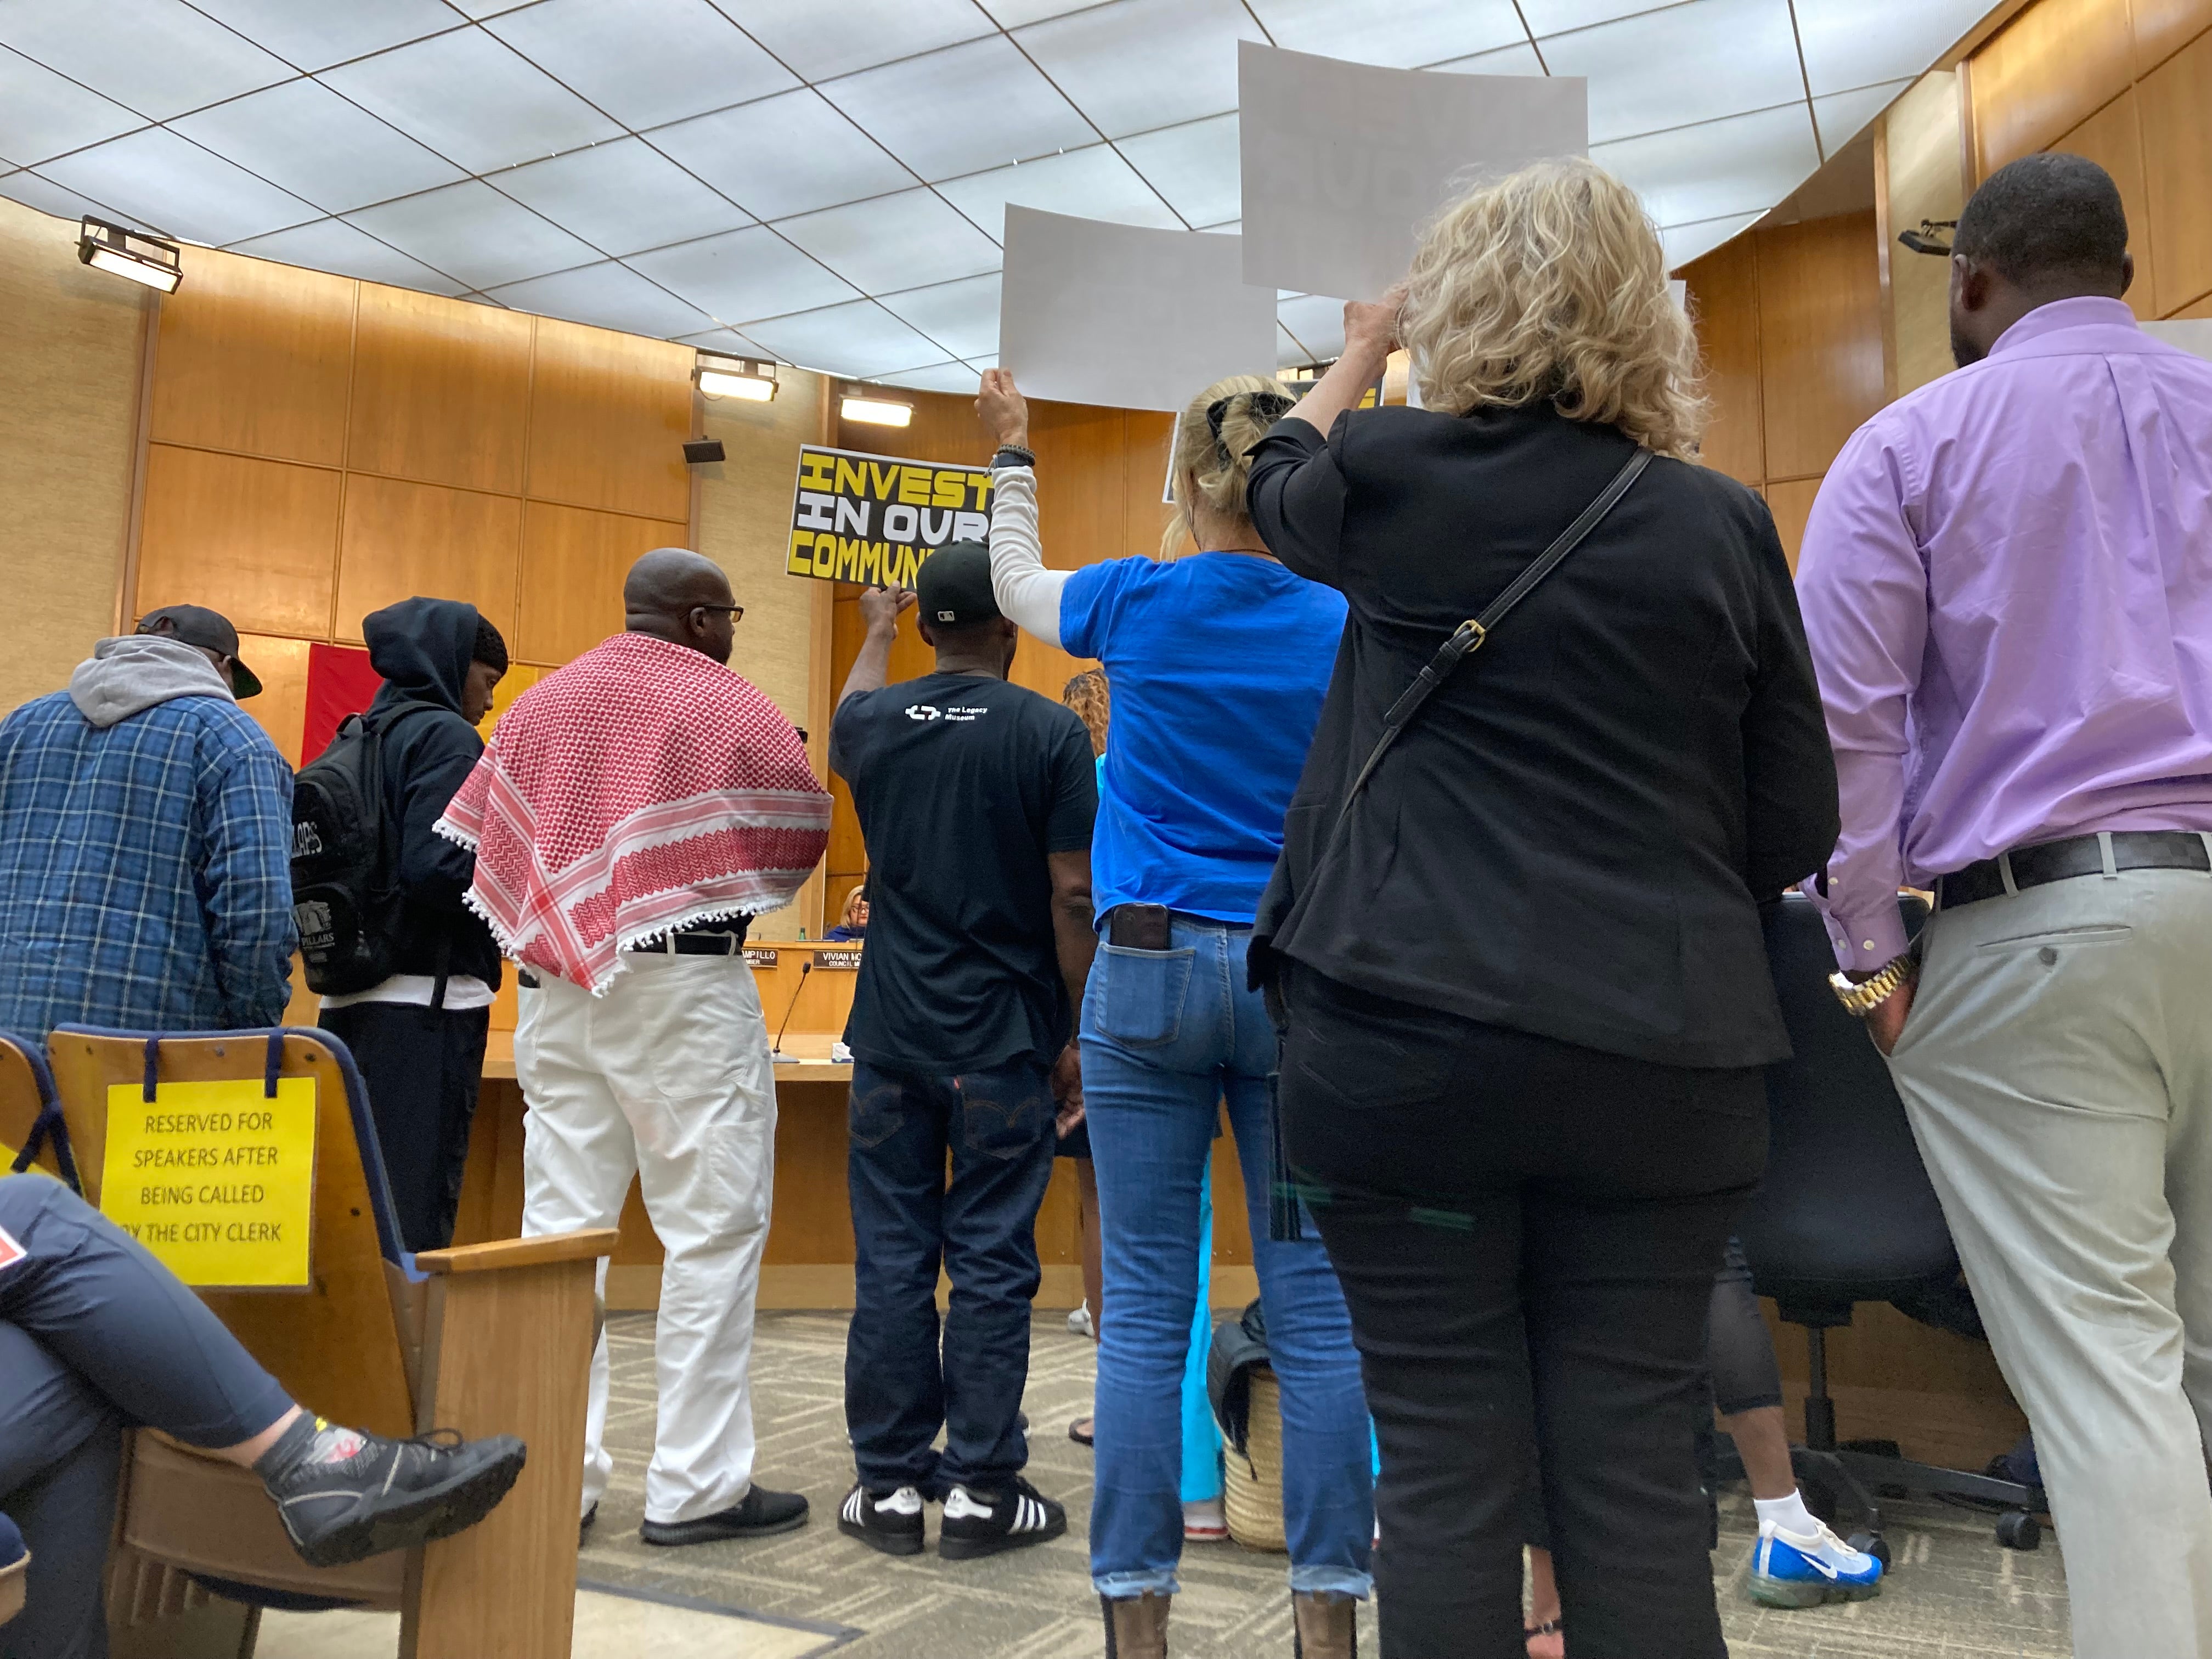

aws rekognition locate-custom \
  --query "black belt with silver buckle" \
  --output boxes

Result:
[1934,830,2211,910]
[623,918,752,956]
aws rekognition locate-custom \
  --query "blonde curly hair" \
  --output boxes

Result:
[1400,157,1707,460]
[1161,374,1291,558]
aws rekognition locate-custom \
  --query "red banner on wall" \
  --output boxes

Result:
[302,643,382,765]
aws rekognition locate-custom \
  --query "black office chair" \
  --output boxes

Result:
[1731,893,2045,1561]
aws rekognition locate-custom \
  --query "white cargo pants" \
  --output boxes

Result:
[516,951,776,1526]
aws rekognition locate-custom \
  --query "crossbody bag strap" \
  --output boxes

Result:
[1334,447,1651,823]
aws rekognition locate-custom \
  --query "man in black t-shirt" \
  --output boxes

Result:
[826,540,1097,1562]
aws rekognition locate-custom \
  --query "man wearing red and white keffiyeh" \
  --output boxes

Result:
[437,549,827,1548]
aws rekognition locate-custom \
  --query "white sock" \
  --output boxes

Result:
[1753,1491,1819,1536]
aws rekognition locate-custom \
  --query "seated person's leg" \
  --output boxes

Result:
[1708,1237,1882,1606]
[0,1323,120,1659]
[0,1176,525,1570]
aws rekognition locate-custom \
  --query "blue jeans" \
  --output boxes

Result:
[844,1059,1058,1494]
[1082,917,1373,1598]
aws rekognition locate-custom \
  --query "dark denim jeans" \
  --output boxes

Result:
[844,1058,1058,1494]
[1082,916,1374,1598]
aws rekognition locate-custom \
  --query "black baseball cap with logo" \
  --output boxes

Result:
[914,540,1001,628]
[136,604,262,699]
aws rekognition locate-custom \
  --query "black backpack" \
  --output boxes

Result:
[290,704,442,996]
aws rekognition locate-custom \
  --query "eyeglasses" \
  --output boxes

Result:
[693,603,745,623]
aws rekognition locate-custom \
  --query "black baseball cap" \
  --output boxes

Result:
[136,604,262,699]
[915,540,1001,628]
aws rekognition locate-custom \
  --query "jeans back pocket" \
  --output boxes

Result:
[1094,944,1196,1048]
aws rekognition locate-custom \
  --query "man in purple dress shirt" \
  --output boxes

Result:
[1797,153,2212,1659]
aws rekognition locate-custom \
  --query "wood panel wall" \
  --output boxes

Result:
[1966,0,2212,320]
[131,248,696,767]
[0,198,151,715]
[1677,211,1888,568]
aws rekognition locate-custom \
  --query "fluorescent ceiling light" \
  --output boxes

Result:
[840,387,913,427]
[77,216,182,292]
[698,352,778,402]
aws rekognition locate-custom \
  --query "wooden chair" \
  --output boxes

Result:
[0,1030,78,1188]
[47,1025,616,1659]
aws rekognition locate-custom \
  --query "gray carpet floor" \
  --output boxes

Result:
[575,1311,2074,1658]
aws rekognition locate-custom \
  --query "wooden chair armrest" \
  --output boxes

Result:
[412,1229,619,1276]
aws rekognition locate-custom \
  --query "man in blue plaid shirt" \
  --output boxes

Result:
[0,606,295,1036]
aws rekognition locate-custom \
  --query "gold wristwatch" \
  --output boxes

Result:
[1829,951,1919,1018]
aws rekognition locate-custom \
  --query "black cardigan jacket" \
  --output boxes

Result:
[1246,403,1839,1069]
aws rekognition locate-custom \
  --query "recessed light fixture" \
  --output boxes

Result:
[840,385,913,428]
[77,216,183,294]
[697,351,777,402]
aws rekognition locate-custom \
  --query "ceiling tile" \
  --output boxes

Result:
[876,271,1002,360]
[1429,41,1548,75]
[1014,0,1262,140]
[1520,1,1674,31]
[0,169,129,223]
[676,325,770,357]
[874,361,984,394]
[1115,114,1239,229]
[738,297,944,378]
[490,137,750,256]
[1660,211,1759,269]
[1812,79,1910,155]
[229,215,470,293]
[40,126,318,242]
[172,77,465,213]
[486,258,713,335]
[1247,0,1526,70]
[319,25,622,174]
[648,88,913,219]
[1593,101,1818,228]
[346,177,600,287]
[0,47,145,165]
[184,0,464,72]
[977,1,1091,25]
[775,187,1000,292]
[715,0,996,83]
[1792,0,1987,99]
[0,0,292,121]
[827,35,1093,182]
[628,223,859,323]
[1278,293,1347,362]
[935,143,1182,241]
[1277,321,1309,366]
[484,0,797,128]
[1540,0,1803,144]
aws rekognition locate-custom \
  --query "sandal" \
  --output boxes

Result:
[1525,1617,1564,1658]
[1068,1417,1094,1447]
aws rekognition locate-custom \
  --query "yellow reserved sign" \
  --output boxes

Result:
[100,1077,317,1288]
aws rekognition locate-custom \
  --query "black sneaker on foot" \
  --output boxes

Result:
[939,1476,1064,1560]
[579,1500,597,1548]
[264,1427,526,1568]
[638,1485,809,1546]
[838,1482,925,1556]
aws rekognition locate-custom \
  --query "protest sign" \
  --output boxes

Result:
[786,445,995,586]
[101,1076,317,1288]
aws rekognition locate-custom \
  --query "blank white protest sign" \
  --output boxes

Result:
[1238,41,1588,303]
[2143,320,2212,361]
[997,206,1279,413]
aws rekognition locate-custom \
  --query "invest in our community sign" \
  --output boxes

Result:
[785,444,995,586]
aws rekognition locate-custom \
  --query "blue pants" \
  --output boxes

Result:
[844,1060,1058,1494]
[1082,916,1373,1598]
[0,1175,292,1659]
[1182,1172,1221,1505]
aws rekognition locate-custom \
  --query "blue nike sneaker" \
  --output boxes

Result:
[1747,1517,1885,1608]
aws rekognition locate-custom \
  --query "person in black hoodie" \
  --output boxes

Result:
[317,597,508,1253]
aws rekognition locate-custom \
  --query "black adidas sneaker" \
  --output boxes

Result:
[838,1482,926,1556]
[938,1476,1065,1561]
[264,1426,526,1568]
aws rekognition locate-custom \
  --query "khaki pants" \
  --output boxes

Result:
[1888,859,2212,1659]
[516,952,777,1526]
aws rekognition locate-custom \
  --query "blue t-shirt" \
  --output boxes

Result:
[1060,552,1346,923]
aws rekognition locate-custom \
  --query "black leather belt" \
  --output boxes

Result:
[623,919,750,956]
[1934,830,2211,910]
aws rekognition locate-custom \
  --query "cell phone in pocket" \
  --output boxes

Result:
[1107,902,1172,951]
